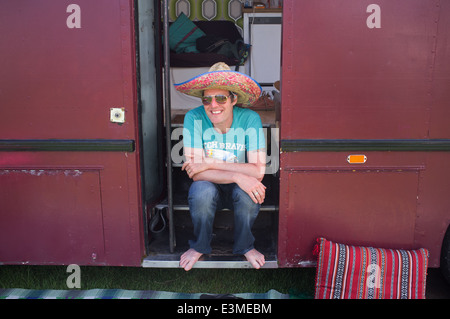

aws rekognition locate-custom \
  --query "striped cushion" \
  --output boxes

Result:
[314,237,429,299]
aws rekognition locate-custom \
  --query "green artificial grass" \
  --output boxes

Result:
[0,265,315,297]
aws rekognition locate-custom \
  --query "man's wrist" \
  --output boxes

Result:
[231,172,243,183]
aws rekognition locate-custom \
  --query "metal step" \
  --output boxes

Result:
[142,254,278,269]
[154,200,278,212]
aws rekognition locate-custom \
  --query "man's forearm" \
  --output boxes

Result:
[192,169,239,184]
[207,162,264,181]
[183,147,266,182]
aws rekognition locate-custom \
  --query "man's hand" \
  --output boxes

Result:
[181,160,210,179]
[182,149,267,204]
[234,173,266,204]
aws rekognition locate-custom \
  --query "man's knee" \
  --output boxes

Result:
[188,181,219,206]
[232,185,260,210]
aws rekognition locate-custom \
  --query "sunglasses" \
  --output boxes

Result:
[201,94,232,105]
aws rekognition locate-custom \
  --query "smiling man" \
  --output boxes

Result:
[175,62,266,271]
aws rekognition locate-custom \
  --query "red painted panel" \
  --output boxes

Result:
[0,1,143,266]
[415,153,450,267]
[0,151,143,266]
[429,0,450,138]
[0,0,137,140]
[278,151,450,268]
[281,0,440,139]
[278,155,420,267]
[278,0,450,268]
[0,169,105,265]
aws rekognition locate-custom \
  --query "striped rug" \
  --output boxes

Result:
[0,288,288,299]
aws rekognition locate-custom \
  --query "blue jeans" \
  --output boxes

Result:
[187,181,261,255]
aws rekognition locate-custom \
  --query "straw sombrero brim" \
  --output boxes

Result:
[174,70,262,106]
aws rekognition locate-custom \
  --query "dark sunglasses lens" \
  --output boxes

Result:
[214,95,228,103]
[201,96,212,105]
[202,95,229,105]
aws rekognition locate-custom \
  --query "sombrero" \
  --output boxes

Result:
[174,62,262,106]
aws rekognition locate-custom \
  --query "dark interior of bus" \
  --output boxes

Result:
[137,0,281,267]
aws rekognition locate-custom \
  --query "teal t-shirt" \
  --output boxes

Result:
[183,106,266,163]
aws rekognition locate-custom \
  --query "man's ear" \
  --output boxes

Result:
[231,93,238,106]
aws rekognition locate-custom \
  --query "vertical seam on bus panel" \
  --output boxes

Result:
[283,0,294,140]
[120,0,141,263]
[426,0,441,139]
[98,169,107,258]
[278,1,293,266]
[413,167,423,249]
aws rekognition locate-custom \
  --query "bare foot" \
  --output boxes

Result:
[179,248,203,271]
[244,249,265,269]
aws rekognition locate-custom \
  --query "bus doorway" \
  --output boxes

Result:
[138,0,281,268]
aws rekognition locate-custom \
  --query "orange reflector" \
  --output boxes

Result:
[347,155,367,164]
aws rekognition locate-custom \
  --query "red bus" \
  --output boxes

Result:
[1,0,449,285]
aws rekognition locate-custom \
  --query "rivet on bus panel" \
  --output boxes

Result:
[347,154,367,164]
